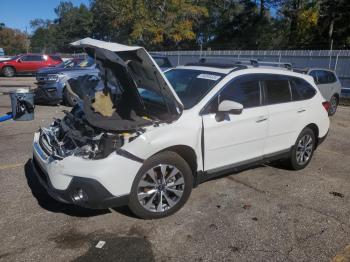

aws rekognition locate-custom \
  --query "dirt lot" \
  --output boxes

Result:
[0,77,349,262]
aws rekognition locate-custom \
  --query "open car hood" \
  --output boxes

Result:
[68,38,183,132]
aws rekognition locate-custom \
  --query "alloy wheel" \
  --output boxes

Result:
[137,164,185,213]
[296,134,313,165]
[3,67,14,77]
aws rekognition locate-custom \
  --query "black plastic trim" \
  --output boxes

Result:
[195,148,291,184]
[115,148,144,163]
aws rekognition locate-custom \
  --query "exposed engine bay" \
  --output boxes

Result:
[39,106,149,160]
[37,38,183,160]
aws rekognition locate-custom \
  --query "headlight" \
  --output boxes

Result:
[47,74,59,82]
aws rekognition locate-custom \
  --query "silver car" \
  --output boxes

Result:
[294,68,342,115]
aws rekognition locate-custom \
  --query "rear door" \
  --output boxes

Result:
[202,74,268,171]
[262,75,300,155]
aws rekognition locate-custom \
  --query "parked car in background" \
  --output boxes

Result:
[34,57,97,106]
[42,57,85,70]
[0,54,62,77]
[32,38,330,219]
[151,54,173,71]
[294,68,342,115]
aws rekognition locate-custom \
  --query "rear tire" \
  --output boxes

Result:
[63,88,78,107]
[2,66,15,77]
[129,151,193,219]
[328,95,338,116]
[287,127,316,170]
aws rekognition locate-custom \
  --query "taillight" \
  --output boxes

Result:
[322,101,330,112]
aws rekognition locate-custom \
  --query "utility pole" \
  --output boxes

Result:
[328,38,333,69]
[25,27,30,54]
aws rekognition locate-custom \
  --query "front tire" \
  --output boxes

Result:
[287,127,315,170]
[129,151,193,219]
[2,66,15,77]
[328,95,338,116]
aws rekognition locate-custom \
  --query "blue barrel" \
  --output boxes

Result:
[9,89,35,121]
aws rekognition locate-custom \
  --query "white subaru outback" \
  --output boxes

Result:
[32,38,330,219]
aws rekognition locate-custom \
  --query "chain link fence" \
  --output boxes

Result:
[60,49,350,96]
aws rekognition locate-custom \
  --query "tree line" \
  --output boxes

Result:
[1,0,350,55]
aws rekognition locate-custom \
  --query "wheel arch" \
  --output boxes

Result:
[158,145,198,175]
[2,65,16,75]
[305,123,319,148]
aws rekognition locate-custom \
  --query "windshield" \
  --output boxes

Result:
[137,69,223,109]
[55,59,74,68]
[163,69,224,109]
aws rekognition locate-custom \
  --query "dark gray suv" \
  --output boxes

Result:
[34,57,98,106]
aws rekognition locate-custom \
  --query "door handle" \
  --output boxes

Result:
[297,109,306,113]
[256,116,268,123]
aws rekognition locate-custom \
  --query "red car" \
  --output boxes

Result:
[0,54,63,77]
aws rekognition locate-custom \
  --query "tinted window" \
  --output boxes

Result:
[164,69,223,109]
[50,55,62,62]
[311,70,337,84]
[264,79,291,104]
[21,55,43,62]
[309,71,318,83]
[153,57,172,68]
[220,78,261,108]
[204,76,261,114]
[289,77,316,100]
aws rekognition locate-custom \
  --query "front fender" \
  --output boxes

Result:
[122,116,203,170]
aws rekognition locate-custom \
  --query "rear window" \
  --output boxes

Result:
[289,77,316,101]
[153,57,172,68]
[310,70,337,84]
[264,79,291,104]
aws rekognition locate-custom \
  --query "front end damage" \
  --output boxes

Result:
[38,106,147,160]
[32,38,183,208]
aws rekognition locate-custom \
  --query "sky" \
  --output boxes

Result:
[0,0,90,33]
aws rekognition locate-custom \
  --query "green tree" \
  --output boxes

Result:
[30,1,93,53]
[0,27,27,55]
[317,0,350,48]
[91,0,207,49]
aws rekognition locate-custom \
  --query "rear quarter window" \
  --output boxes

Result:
[289,77,316,101]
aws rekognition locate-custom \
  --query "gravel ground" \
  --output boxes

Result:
[0,77,349,262]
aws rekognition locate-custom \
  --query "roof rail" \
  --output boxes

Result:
[191,57,292,70]
[185,59,248,70]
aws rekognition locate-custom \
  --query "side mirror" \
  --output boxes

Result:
[17,59,22,63]
[218,100,243,114]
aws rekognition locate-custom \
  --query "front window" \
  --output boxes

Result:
[164,69,224,109]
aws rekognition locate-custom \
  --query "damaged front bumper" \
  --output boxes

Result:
[32,132,142,209]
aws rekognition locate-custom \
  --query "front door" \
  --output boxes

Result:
[202,75,268,171]
[17,55,44,73]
